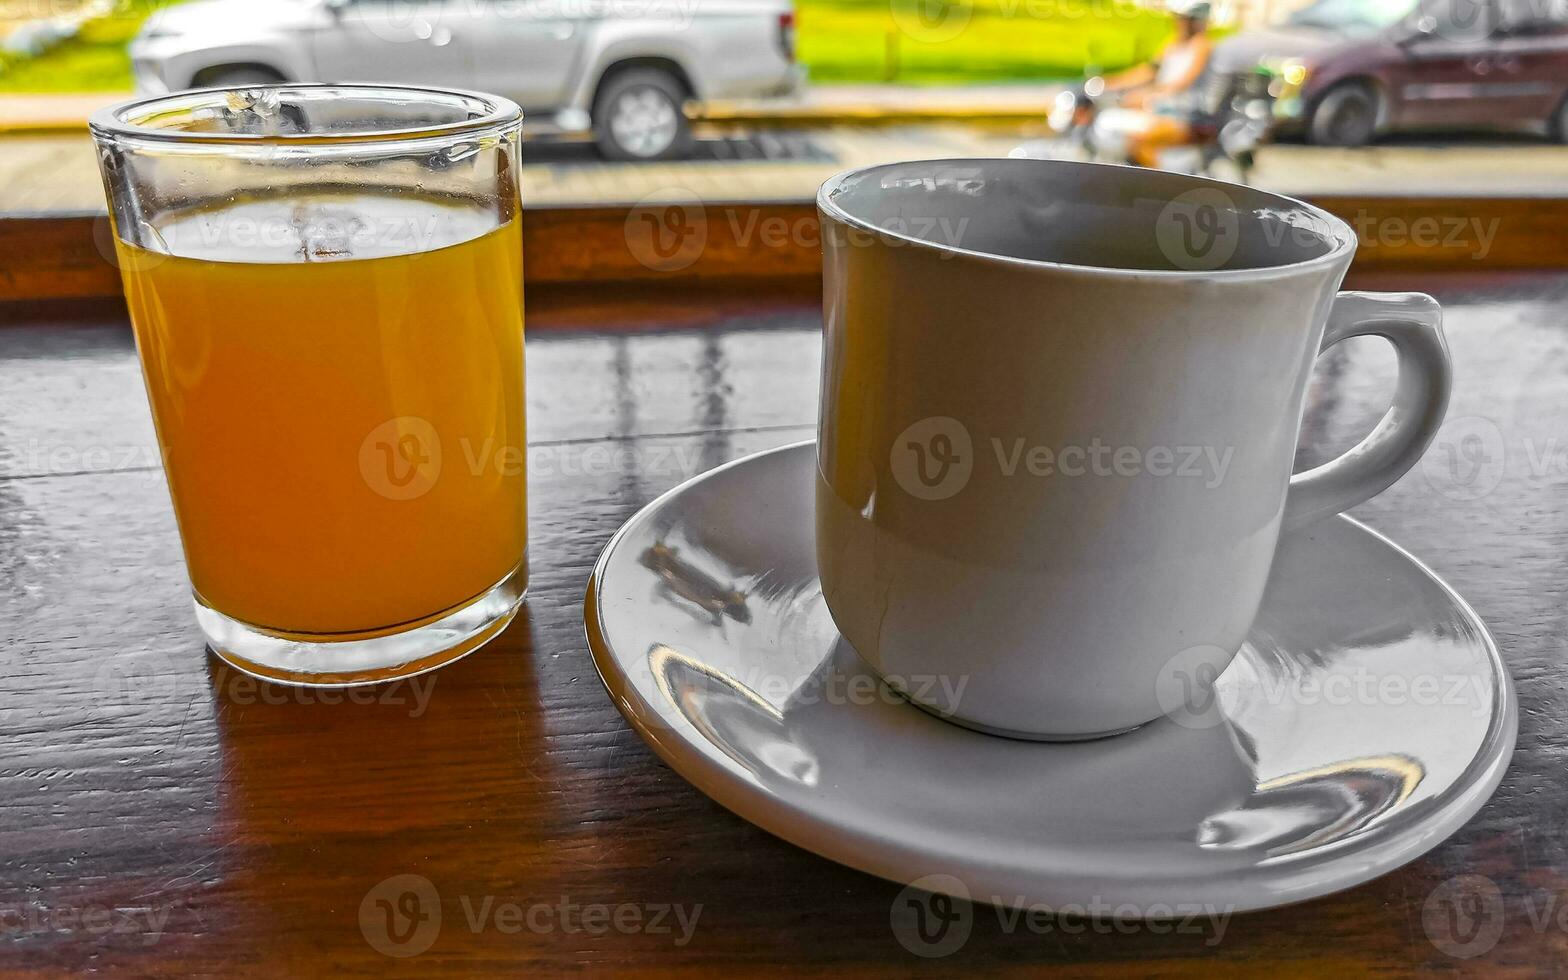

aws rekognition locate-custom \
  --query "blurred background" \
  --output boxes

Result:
[0,0,1565,211]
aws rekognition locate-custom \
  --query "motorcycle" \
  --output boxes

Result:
[1044,76,1105,160]
[1016,66,1278,184]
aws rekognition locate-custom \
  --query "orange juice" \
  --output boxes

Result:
[116,195,526,635]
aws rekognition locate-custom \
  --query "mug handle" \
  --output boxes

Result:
[1283,291,1452,531]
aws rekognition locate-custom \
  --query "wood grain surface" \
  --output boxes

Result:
[1,272,1566,975]
[4,194,1568,305]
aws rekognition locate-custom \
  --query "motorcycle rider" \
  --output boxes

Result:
[1093,0,1216,168]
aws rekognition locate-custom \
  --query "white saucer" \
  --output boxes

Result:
[585,441,1516,913]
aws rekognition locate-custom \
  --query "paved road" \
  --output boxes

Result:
[4,124,1566,214]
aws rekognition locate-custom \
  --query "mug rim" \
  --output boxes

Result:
[816,158,1358,281]
[89,83,521,147]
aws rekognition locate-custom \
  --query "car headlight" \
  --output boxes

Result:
[1280,60,1310,87]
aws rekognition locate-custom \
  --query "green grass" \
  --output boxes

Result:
[798,0,1176,83]
[0,0,1172,92]
[0,1,186,93]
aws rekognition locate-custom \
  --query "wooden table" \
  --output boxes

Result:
[2,271,1566,975]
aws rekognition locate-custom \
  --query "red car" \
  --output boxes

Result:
[1213,0,1568,145]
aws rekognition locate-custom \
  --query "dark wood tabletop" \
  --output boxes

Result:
[2,270,1566,976]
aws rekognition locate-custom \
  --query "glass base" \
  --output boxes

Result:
[197,563,526,687]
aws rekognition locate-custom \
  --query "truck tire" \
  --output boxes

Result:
[593,68,693,161]
[1307,83,1378,147]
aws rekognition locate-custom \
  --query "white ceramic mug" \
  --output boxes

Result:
[815,158,1451,740]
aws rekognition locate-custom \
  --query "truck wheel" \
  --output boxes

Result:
[1307,84,1378,147]
[593,68,693,161]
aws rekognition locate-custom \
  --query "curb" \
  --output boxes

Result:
[0,122,94,136]
[694,100,1053,129]
[0,91,122,137]
[0,97,1057,138]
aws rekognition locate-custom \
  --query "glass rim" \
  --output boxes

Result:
[88,83,522,146]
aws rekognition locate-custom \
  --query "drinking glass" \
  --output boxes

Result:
[90,85,527,686]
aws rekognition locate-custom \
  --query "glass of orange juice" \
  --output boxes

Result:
[90,85,527,686]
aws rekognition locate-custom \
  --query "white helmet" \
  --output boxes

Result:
[1170,0,1213,19]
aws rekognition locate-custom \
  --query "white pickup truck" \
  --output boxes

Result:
[129,0,801,160]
